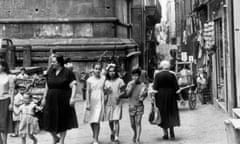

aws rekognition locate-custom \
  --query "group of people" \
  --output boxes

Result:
[0,53,181,144]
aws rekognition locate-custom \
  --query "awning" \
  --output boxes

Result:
[126,51,141,58]
[145,1,162,27]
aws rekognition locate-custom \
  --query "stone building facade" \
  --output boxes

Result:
[0,0,139,73]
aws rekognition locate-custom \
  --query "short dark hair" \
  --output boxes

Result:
[106,65,119,80]
[131,68,141,76]
[0,61,10,74]
[55,55,65,67]
[20,67,26,72]
[65,57,71,64]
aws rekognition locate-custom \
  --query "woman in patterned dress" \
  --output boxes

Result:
[104,64,125,143]
[84,63,105,144]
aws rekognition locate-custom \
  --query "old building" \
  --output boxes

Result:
[0,0,141,73]
[132,0,161,80]
[175,0,240,114]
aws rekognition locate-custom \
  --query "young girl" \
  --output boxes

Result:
[11,86,25,137]
[84,63,105,144]
[18,93,41,144]
[104,64,125,143]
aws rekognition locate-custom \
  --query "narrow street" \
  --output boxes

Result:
[8,99,229,144]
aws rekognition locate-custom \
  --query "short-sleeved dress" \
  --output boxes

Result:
[42,67,78,133]
[19,102,40,135]
[104,78,125,121]
[0,74,14,133]
[84,76,105,123]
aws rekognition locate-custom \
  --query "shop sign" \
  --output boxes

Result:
[189,56,194,62]
[181,52,188,62]
[203,21,215,50]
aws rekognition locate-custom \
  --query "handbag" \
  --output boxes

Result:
[83,102,91,123]
[148,101,161,125]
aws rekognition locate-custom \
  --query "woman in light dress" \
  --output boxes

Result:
[84,63,105,144]
[0,61,15,144]
[104,64,125,143]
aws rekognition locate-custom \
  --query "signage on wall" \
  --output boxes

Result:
[189,56,194,62]
[181,52,188,62]
[203,21,215,50]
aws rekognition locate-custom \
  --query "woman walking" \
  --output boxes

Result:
[0,61,15,144]
[84,63,105,144]
[41,55,78,144]
[153,60,180,140]
[104,64,125,143]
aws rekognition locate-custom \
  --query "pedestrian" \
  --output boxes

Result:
[104,64,125,143]
[153,60,180,140]
[0,61,15,144]
[79,71,88,100]
[125,68,147,144]
[18,93,41,144]
[41,55,78,144]
[11,86,25,137]
[64,57,73,71]
[16,67,29,79]
[84,63,105,144]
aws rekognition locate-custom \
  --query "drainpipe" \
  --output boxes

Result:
[141,0,146,69]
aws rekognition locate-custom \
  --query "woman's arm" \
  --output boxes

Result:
[9,76,15,110]
[86,81,91,109]
[41,83,48,106]
[69,80,77,105]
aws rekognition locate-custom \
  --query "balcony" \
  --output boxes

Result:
[193,0,209,12]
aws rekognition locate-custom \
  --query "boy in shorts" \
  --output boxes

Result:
[126,68,147,143]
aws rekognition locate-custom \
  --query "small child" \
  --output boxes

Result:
[11,87,25,137]
[125,68,148,144]
[18,93,41,144]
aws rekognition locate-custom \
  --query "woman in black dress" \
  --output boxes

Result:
[153,60,180,140]
[41,55,78,144]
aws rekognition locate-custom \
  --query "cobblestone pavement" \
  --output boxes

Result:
[8,99,229,144]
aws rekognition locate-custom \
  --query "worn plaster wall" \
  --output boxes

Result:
[0,0,117,39]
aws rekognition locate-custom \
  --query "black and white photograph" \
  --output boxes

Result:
[0,0,238,144]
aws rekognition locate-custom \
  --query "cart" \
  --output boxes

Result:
[175,61,197,110]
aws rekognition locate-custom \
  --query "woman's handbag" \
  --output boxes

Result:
[148,101,161,125]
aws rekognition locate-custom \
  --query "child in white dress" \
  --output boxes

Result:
[18,93,41,144]
[11,87,25,137]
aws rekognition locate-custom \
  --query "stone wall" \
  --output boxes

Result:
[0,0,129,39]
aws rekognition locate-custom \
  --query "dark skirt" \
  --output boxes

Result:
[155,88,180,129]
[0,98,13,133]
[42,89,78,133]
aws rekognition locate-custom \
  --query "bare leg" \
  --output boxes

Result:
[15,122,20,136]
[114,120,120,141]
[29,134,37,144]
[59,131,67,144]
[135,115,143,143]
[129,116,136,143]
[1,132,7,144]
[90,123,100,143]
[109,121,114,141]
[21,135,26,144]
[0,133,3,144]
